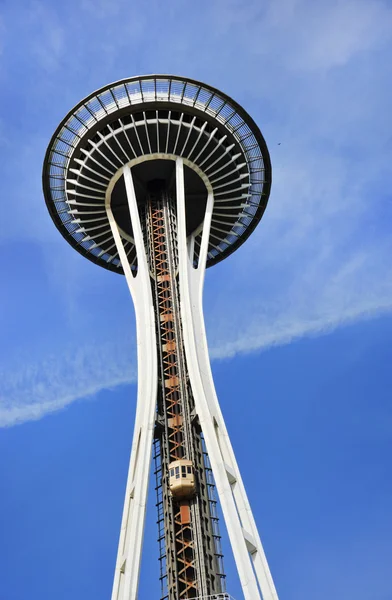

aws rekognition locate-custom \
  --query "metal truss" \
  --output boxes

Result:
[148,197,199,597]
[147,192,224,599]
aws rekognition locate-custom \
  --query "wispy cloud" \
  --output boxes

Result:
[215,0,392,71]
[0,0,391,427]
[0,339,136,427]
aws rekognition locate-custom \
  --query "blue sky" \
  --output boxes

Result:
[0,0,391,598]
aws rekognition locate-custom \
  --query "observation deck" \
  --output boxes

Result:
[43,75,271,273]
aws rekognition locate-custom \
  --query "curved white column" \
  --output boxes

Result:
[176,158,279,600]
[106,166,158,600]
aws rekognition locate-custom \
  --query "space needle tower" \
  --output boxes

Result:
[43,75,278,600]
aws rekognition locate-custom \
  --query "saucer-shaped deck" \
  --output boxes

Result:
[43,75,271,273]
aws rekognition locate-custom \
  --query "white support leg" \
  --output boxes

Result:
[176,158,279,600]
[106,166,158,600]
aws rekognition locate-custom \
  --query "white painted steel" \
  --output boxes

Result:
[176,157,279,600]
[106,166,158,600]
[104,157,278,600]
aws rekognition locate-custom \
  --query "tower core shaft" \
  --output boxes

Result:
[146,187,224,598]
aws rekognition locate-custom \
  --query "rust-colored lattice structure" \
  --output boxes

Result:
[147,191,224,599]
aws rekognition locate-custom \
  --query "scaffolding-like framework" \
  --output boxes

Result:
[42,75,278,600]
[146,192,223,598]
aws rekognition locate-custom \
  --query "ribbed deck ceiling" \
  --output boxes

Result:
[44,76,271,272]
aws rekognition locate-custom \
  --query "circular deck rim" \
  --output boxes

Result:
[42,74,272,273]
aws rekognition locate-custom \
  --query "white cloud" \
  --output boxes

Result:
[207,0,392,71]
[0,339,136,427]
[293,0,392,70]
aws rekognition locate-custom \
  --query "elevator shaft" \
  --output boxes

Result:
[144,185,224,600]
